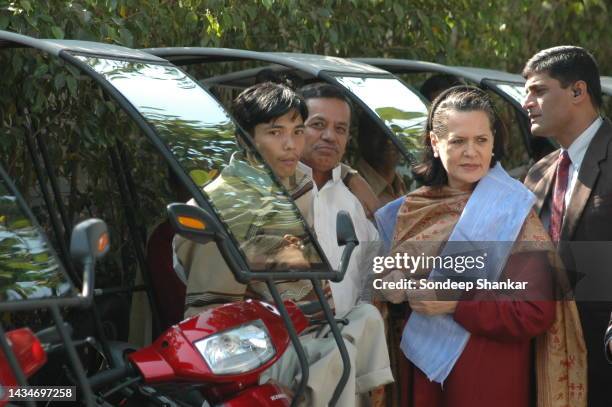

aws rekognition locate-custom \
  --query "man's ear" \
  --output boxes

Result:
[571,80,588,103]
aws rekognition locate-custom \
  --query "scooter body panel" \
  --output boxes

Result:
[219,382,291,407]
[0,328,48,406]
[128,299,307,401]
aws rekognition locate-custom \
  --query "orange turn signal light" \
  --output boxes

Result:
[98,233,109,253]
[178,216,206,231]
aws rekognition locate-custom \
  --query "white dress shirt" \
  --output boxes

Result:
[542,116,603,229]
[297,162,379,315]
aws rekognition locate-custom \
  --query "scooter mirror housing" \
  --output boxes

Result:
[70,218,109,303]
[336,210,358,247]
[167,203,219,245]
[334,211,359,282]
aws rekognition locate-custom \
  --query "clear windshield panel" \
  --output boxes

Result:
[0,173,74,301]
[494,82,526,106]
[76,56,325,271]
[333,75,428,161]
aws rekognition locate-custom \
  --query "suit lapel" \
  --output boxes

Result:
[561,120,612,240]
[524,151,558,215]
[532,160,557,215]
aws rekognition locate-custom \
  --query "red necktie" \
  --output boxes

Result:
[549,151,571,243]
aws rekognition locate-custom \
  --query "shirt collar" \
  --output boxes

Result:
[297,161,313,178]
[297,161,343,188]
[564,116,603,168]
[331,165,342,183]
[287,167,311,195]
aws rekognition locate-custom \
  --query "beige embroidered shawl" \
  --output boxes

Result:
[389,186,587,407]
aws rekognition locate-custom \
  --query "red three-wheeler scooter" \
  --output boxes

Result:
[87,204,358,407]
[0,30,358,406]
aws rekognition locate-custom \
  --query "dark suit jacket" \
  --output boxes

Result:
[524,118,612,407]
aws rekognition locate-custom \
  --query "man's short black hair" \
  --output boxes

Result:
[231,82,308,134]
[522,45,602,108]
[300,82,354,115]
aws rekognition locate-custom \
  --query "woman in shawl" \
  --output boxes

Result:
[377,86,586,407]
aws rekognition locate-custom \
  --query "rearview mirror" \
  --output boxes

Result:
[334,211,359,282]
[70,218,109,303]
[167,203,250,284]
[337,210,358,247]
[167,203,220,245]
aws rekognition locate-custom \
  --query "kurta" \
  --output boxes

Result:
[378,185,586,407]
[177,153,324,312]
[296,162,379,315]
[403,251,555,407]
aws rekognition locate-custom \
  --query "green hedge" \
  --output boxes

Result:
[2,1,611,71]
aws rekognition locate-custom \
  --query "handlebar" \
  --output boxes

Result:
[35,323,73,346]
[298,301,322,315]
[89,363,139,390]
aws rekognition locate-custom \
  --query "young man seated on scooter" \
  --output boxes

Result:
[174,82,393,407]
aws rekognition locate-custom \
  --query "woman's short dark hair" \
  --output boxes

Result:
[413,85,506,186]
[231,82,308,135]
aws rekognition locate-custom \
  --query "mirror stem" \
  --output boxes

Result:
[79,257,95,306]
[334,242,358,282]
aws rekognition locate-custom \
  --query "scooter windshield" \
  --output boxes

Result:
[0,169,74,302]
[491,81,526,107]
[333,75,428,162]
[76,56,326,272]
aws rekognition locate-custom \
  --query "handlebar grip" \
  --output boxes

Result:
[298,301,322,315]
[89,364,137,390]
[36,323,73,345]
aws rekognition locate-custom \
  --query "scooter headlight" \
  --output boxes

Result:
[194,319,276,375]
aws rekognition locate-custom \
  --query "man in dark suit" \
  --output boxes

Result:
[522,46,612,406]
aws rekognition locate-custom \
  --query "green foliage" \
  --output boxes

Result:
[1,1,610,70]
[0,194,69,300]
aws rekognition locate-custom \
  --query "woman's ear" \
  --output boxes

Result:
[429,132,441,158]
[429,132,439,149]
